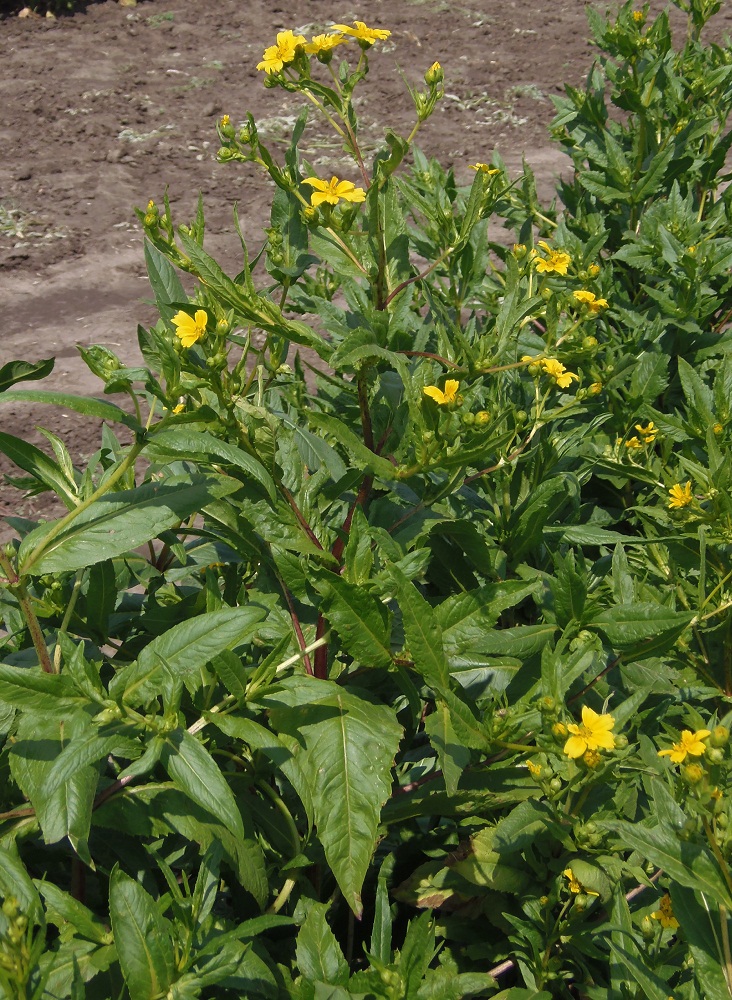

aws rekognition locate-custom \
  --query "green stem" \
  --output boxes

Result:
[0,552,54,674]
[22,439,145,575]
[52,570,85,671]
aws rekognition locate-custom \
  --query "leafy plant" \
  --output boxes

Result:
[2,2,732,997]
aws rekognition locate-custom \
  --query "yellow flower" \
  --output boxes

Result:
[564,706,616,759]
[423,380,460,406]
[632,10,645,22]
[305,32,347,54]
[534,241,571,276]
[172,403,185,414]
[588,382,603,395]
[541,358,579,389]
[172,309,208,348]
[470,162,501,175]
[668,481,693,509]
[220,114,230,127]
[651,894,679,930]
[303,175,366,207]
[563,869,600,896]
[573,290,609,313]
[588,263,601,277]
[625,436,642,450]
[634,421,657,443]
[331,20,390,45]
[256,30,306,74]
[425,61,443,86]
[526,759,542,778]
[658,728,711,763]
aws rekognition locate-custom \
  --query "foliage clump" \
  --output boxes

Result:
[1,1,732,997]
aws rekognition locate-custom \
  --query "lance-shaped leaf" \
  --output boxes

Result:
[111,605,267,704]
[160,728,246,843]
[390,565,449,692]
[296,902,349,986]
[19,475,240,575]
[313,574,393,668]
[0,389,142,430]
[603,820,732,908]
[109,867,175,1000]
[265,677,402,916]
[424,702,470,795]
[0,357,54,393]
[145,428,277,501]
[672,885,732,1000]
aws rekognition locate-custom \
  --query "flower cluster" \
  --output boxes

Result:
[257,21,390,75]
[573,290,608,313]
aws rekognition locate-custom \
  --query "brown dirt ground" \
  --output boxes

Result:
[1,0,730,539]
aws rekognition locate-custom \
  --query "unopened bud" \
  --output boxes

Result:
[682,763,704,785]
[711,725,729,748]
[424,60,444,87]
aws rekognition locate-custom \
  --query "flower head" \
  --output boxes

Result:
[534,241,571,276]
[634,421,657,443]
[541,358,579,389]
[305,32,347,55]
[573,290,608,313]
[564,706,616,759]
[526,759,542,778]
[331,20,390,45]
[651,894,679,930]
[564,868,600,896]
[423,380,460,406]
[470,162,501,175]
[668,481,693,509]
[588,263,601,277]
[257,30,306,74]
[588,382,603,395]
[632,10,645,22]
[303,175,366,207]
[658,728,711,763]
[172,309,208,348]
[625,436,642,450]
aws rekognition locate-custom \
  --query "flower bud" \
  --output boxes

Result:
[422,430,435,444]
[513,243,527,258]
[541,287,553,301]
[588,263,601,277]
[615,734,628,750]
[711,725,729,747]
[549,777,563,793]
[588,382,603,395]
[682,763,705,785]
[640,915,655,940]
[475,410,491,426]
[573,892,590,912]
[541,695,557,714]
[301,206,319,226]
[424,61,444,86]
[706,747,725,765]
[583,336,598,349]
[217,146,236,162]
[462,412,475,426]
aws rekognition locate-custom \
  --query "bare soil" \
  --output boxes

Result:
[1,0,730,537]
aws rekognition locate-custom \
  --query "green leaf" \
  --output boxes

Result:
[604,820,732,908]
[296,902,349,986]
[265,678,402,916]
[506,474,580,562]
[36,882,111,944]
[608,888,670,1000]
[19,475,240,575]
[0,357,54,394]
[628,353,670,402]
[85,560,118,640]
[308,412,398,481]
[423,703,470,795]
[672,885,732,1000]
[109,867,175,1000]
[314,574,393,668]
[0,389,142,430]
[146,428,277,500]
[390,565,449,692]
[589,604,693,655]
[9,714,97,861]
[0,431,77,507]
[0,845,41,920]
[160,728,246,843]
[130,605,266,697]
[0,665,86,715]
[144,237,186,324]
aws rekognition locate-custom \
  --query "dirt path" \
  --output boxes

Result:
[1,0,729,534]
